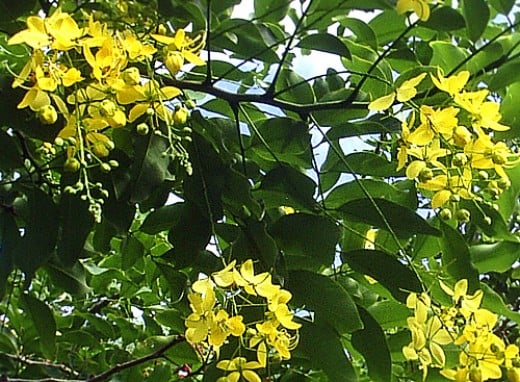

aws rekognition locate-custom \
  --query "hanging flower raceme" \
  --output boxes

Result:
[185,259,301,381]
[403,279,520,381]
[369,67,519,223]
[6,6,205,221]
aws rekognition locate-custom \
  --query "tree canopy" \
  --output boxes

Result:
[0,0,519,381]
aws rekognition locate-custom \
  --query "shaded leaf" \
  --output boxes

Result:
[342,249,423,302]
[470,241,520,274]
[57,193,94,267]
[298,33,351,59]
[421,6,465,31]
[287,270,362,333]
[297,321,357,382]
[256,166,316,211]
[141,203,184,234]
[340,198,440,238]
[270,213,339,270]
[439,223,479,292]
[14,189,59,275]
[462,0,490,42]
[20,293,56,357]
[352,306,391,382]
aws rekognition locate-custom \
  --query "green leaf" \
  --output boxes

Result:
[0,129,23,171]
[351,306,391,382]
[154,308,186,334]
[274,69,316,105]
[0,209,18,298]
[429,41,469,73]
[462,0,490,42]
[269,214,340,270]
[167,202,212,266]
[481,283,520,322]
[298,33,351,59]
[287,270,362,333]
[14,189,59,275]
[439,223,479,292]
[470,241,520,273]
[121,235,145,270]
[420,6,465,31]
[297,321,357,382]
[334,16,377,49]
[254,0,290,22]
[368,300,410,328]
[326,179,416,209]
[488,0,515,14]
[130,133,174,203]
[141,203,183,234]
[249,117,311,166]
[340,198,440,238]
[157,263,188,302]
[326,152,402,177]
[342,249,423,302]
[0,0,36,22]
[256,166,317,210]
[20,293,56,357]
[489,61,520,91]
[45,263,90,296]
[57,193,94,267]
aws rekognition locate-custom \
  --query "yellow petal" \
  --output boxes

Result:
[368,92,395,111]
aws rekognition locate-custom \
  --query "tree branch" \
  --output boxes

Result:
[163,78,366,114]
[0,336,185,382]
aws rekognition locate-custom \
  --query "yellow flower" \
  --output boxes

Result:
[396,0,432,21]
[151,28,205,75]
[431,69,470,98]
[419,169,473,209]
[455,90,510,132]
[217,357,263,382]
[368,73,426,111]
[118,31,156,61]
[8,8,84,51]
[440,279,483,315]
[466,135,515,180]
[83,37,128,82]
[407,105,459,146]
[126,80,181,123]
[405,139,448,180]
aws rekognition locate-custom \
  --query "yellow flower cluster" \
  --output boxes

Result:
[370,69,519,222]
[7,7,204,218]
[185,259,301,382]
[403,279,520,381]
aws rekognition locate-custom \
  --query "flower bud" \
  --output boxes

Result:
[108,160,119,168]
[64,157,80,172]
[173,106,189,126]
[157,24,167,35]
[498,177,511,189]
[451,153,468,167]
[492,152,508,165]
[99,99,117,117]
[469,367,482,382]
[453,125,472,147]
[100,163,111,173]
[121,67,141,86]
[439,208,452,220]
[164,51,183,75]
[54,137,64,146]
[478,170,489,180]
[37,105,58,125]
[136,123,149,135]
[449,194,461,203]
[418,168,433,183]
[456,209,471,223]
